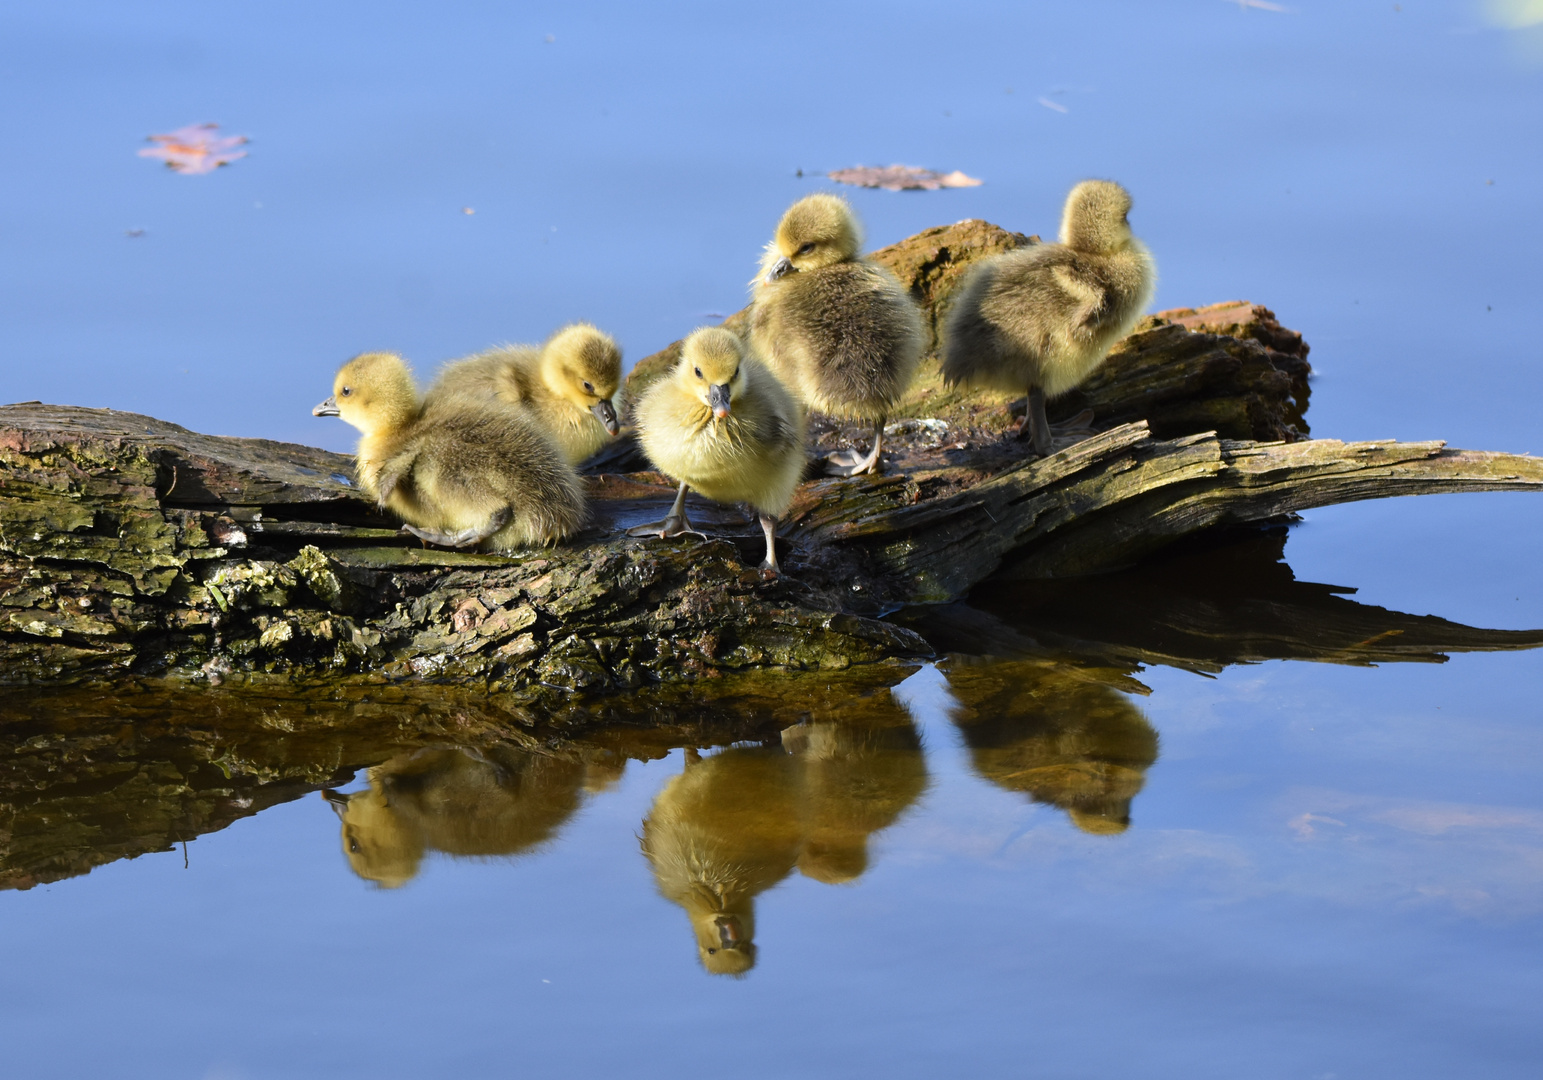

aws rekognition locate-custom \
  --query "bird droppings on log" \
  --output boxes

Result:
[3,219,1541,701]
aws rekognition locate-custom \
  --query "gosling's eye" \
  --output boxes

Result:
[693,367,702,379]
[707,948,717,955]
[797,242,816,256]
[582,381,594,394]
[341,387,353,397]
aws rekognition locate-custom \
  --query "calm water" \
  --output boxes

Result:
[3,1,1543,1077]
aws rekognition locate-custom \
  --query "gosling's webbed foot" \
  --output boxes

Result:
[822,445,881,477]
[401,507,510,549]
[402,524,484,549]
[626,513,709,541]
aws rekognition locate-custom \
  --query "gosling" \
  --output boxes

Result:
[748,193,924,477]
[941,179,1156,456]
[629,327,805,575]
[313,351,586,551]
[426,322,623,465]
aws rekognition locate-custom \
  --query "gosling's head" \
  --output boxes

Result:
[1059,179,1136,256]
[691,909,758,976]
[677,327,748,419]
[542,322,623,435]
[313,351,420,437]
[761,193,863,283]
[321,786,424,889]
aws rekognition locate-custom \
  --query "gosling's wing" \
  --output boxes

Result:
[373,443,422,508]
[1049,262,1110,340]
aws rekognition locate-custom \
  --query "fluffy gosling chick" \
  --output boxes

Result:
[426,322,623,465]
[942,180,1156,456]
[749,193,924,476]
[629,327,805,575]
[313,351,586,550]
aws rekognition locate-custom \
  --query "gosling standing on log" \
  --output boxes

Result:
[313,351,586,551]
[749,194,924,476]
[629,327,805,576]
[425,322,623,465]
[942,180,1156,456]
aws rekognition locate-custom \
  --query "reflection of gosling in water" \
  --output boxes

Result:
[640,747,803,976]
[313,351,586,550]
[782,718,927,883]
[749,194,925,477]
[947,661,1158,834]
[629,327,806,575]
[942,180,1156,456]
[321,747,590,887]
[426,323,623,465]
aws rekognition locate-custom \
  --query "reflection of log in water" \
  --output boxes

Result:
[945,660,1158,835]
[0,669,908,893]
[641,703,927,975]
[910,529,1543,672]
[321,747,602,888]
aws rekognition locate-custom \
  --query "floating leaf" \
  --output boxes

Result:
[827,165,983,192]
[137,123,249,175]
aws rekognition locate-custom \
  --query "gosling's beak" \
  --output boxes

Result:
[716,917,742,948]
[320,789,349,819]
[707,383,732,419]
[764,256,794,284]
[590,399,620,436]
[313,396,340,417]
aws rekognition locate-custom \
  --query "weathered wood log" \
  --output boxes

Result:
[2,220,1540,694]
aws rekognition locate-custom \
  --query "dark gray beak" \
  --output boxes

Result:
[321,789,349,818]
[764,256,794,283]
[589,399,620,436]
[313,396,339,417]
[707,383,732,419]
[716,916,742,948]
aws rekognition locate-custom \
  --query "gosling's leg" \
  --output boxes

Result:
[626,481,709,540]
[402,506,512,549]
[758,512,781,578]
[1016,386,1054,457]
[824,417,885,477]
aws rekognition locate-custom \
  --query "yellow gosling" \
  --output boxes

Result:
[629,327,805,576]
[942,179,1157,456]
[748,193,925,477]
[426,322,623,465]
[313,351,586,551]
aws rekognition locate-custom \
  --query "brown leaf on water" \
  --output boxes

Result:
[137,123,249,175]
[827,165,983,191]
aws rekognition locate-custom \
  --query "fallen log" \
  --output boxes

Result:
[2,220,1540,695]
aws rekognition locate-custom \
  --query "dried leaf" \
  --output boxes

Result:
[827,165,983,191]
[137,123,249,175]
